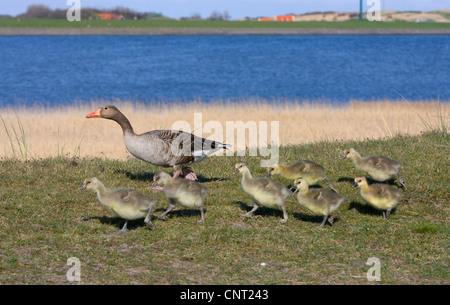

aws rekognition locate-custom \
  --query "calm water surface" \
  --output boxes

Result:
[0,35,448,106]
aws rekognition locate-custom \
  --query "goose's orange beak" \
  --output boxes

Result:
[86,108,101,118]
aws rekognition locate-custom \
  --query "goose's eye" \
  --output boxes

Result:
[86,180,91,184]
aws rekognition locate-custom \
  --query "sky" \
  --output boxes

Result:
[2,0,450,19]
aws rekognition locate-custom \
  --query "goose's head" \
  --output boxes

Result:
[234,162,248,174]
[265,164,280,177]
[290,177,307,191]
[152,172,172,186]
[86,105,121,120]
[341,148,357,159]
[352,176,368,188]
[79,177,101,191]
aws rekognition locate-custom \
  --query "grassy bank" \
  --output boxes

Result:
[1,19,449,35]
[0,131,448,284]
[1,19,450,29]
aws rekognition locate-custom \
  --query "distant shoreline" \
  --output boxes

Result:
[1,27,450,35]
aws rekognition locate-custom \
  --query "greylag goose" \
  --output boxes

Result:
[235,162,292,223]
[152,171,208,224]
[341,148,406,190]
[266,160,337,193]
[86,105,230,186]
[291,178,344,227]
[352,176,402,219]
[79,177,157,234]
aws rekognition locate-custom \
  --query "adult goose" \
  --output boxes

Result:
[86,105,230,186]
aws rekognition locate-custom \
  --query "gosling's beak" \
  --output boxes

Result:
[290,184,297,191]
[352,182,358,188]
[265,171,271,177]
[86,108,101,118]
[78,184,86,190]
[233,168,240,174]
[151,181,158,187]
[340,154,347,159]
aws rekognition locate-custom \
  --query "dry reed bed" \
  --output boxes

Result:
[0,100,448,160]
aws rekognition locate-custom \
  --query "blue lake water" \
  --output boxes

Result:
[0,35,449,107]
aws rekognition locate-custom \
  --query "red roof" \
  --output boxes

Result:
[94,13,123,20]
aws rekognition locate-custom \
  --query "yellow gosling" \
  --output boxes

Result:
[235,162,292,223]
[352,176,403,219]
[152,172,208,224]
[80,177,156,234]
[266,160,337,193]
[341,148,406,190]
[291,178,345,227]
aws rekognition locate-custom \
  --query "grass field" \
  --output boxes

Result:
[0,129,448,284]
[1,18,450,30]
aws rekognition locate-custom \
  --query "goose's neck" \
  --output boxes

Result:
[241,168,253,184]
[94,182,109,205]
[113,111,135,136]
[351,151,363,165]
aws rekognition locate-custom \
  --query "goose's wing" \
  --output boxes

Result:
[314,190,324,201]
[154,130,230,166]
[366,156,386,168]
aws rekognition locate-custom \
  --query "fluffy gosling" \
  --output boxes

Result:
[353,176,402,219]
[80,177,156,234]
[266,160,337,193]
[235,162,292,223]
[341,148,406,190]
[152,172,208,224]
[291,178,345,227]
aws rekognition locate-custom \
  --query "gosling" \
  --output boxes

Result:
[341,148,406,191]
[353,176,402,219]
[291,178,345,227]
[152,171,208,224]
[266,160,337,193]
[235,162,292,223]
[80,177,156,234]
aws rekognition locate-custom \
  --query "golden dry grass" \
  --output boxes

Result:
[0,99,448,160]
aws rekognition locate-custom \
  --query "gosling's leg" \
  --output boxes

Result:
[241,200,259,218]
[182,167,198,181]
[382,211,387,220]
[385,209,392,219]
[327,216,334,226]
[198,207,205,224]
[320,215,329,227]
[397,170,407,191]
[158,201,175,221]
[144,209,153,229]
[325,176,338,193]
[116,220,129,234]
[279,205,288,223]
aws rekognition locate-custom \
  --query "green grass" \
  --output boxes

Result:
[0,131,448,284]
[1,18,449,30]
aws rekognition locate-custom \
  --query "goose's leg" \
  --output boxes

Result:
[158,200,175,220]
[182,167,198,181]
[279,205,288,223]
[320,215,328,227]
[144,209,153,229]
[327,216,334,226]
[325,176,338,193]
[198,207,205,224]
[241,200,259,218]
[172,170,181,179]
[116,220,129,234]
[382,211,387,220]
[385,209,391,219]
[397,170,407,191]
